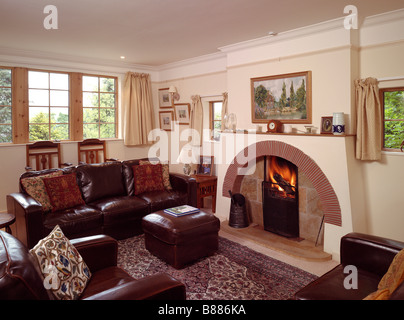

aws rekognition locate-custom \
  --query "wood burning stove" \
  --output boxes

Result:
[262,156,299,238]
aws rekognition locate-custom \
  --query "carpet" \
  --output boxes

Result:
[117,235,317,300]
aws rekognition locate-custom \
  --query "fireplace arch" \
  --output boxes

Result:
[222,140,342,226]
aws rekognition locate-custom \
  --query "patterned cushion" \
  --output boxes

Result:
[43,173,85,212]
[30,225,91,300]
[139,160,172,190]
[132,163,165,195]
[21,171,63,212]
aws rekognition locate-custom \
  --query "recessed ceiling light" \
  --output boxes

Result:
[268,31,277,36]
[120,56,126,60]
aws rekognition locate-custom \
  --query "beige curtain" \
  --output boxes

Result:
[221,92,228,131]
[122,72,155,146]
[190,95,203,146]
[355,77,382,160]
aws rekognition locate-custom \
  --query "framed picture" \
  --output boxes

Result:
[159,111,174,131]
[251,71,312,124]
[321,116,333,134]
[197,155,214,176]
[159,88,173,108]
[174,103,191,125]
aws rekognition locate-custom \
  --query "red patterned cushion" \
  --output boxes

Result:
[43,173,85,212]
[132,164,165,195]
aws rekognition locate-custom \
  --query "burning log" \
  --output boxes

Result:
[273,173,296,196]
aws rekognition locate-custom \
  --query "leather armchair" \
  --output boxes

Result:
[0,230,186,300]
[294,232,404,300]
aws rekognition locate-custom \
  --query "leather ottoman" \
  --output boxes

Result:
[142,210,220,269]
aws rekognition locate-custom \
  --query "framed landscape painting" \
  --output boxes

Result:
[251,71,312,124]
[159,88,173,108]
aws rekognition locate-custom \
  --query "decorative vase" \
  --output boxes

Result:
[224,113,237,131]
[332,112,345,135]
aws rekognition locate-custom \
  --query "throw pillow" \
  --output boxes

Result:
[132,163,165,195]
[139,160,172,190]
[43,173,85,212]
[21,171,63,212]
[364,248,404,300]
[30,225,91,300]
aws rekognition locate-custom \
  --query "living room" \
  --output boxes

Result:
[1,0,404,303]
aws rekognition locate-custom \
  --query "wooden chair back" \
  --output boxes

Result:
[78,139,108,164]
[26,141,63,171]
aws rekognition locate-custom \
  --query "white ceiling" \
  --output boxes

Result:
[0,0,403,66]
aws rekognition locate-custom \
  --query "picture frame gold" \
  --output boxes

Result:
[174,103,191,125]
[159,110,174,131]
[321,116,333,134]
[251,71,312,124]
[159,88,173,108]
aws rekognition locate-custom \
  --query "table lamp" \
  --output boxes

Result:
[177,145,199,175]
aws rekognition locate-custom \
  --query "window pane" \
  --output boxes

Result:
[214,102,222,119]
[51,124,69,140]
[384,121,404,149]
[50,90,69,106]
[0,88,12,105]
[83,76,99,91]
[29,124,49,141]
[100,123,115,138]
[83,123,99,139]
[0,69,11,86]
[100,78,115,92]
[0,107,12,123]
[29,71,49,89]
[384,91,404,120]
[0,125,12,143]
[51,107,69,123]
[83,92,99,107]
[50,73,69,90]
[100,93,115,108]
[29,107,49,123]
[100,108,115,123]
[83,108,99,123]
[29,89,49,106]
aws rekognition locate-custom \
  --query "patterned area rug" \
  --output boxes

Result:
[117,235,317,300]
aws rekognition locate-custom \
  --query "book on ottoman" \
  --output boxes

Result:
[164,205,200,217]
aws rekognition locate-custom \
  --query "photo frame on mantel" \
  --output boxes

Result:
[251,71,312,124]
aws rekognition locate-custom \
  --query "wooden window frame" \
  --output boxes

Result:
[0,67,118,145]
[209,100,223,141]
[82,74,118,140]
[380,86,404,152]
[28,69,71,142]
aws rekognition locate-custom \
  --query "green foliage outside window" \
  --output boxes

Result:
[383,90,404,150]
[0,69,12,143]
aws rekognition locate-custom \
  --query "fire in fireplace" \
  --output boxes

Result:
[262,156,299,238]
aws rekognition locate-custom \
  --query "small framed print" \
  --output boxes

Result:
[159,88,173,108]
[174,103,191,125]
[197,155,214,176]
[159,111,174,131]
[321,116,333,134]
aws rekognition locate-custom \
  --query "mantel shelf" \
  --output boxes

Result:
[220,130,355,137]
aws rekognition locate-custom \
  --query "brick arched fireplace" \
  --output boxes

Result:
[222,140,342,227]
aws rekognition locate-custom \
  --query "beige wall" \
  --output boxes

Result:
[358,41,404,241]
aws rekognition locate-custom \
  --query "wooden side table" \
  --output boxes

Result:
[0,213,16,234]
[192,175,218,213]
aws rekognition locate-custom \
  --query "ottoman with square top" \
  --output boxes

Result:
[142,210,220,269]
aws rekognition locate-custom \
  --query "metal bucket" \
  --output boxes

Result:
[228,190,249,228]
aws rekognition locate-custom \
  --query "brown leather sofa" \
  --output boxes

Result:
[0,230,186,300]
[7,158,197,248]
[294,232,404,300]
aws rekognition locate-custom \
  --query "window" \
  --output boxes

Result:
[28,70,70,141]
[381,87,404,150]
[82,75,117,139]
[0,68,12,143]
[210,101,222,141]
